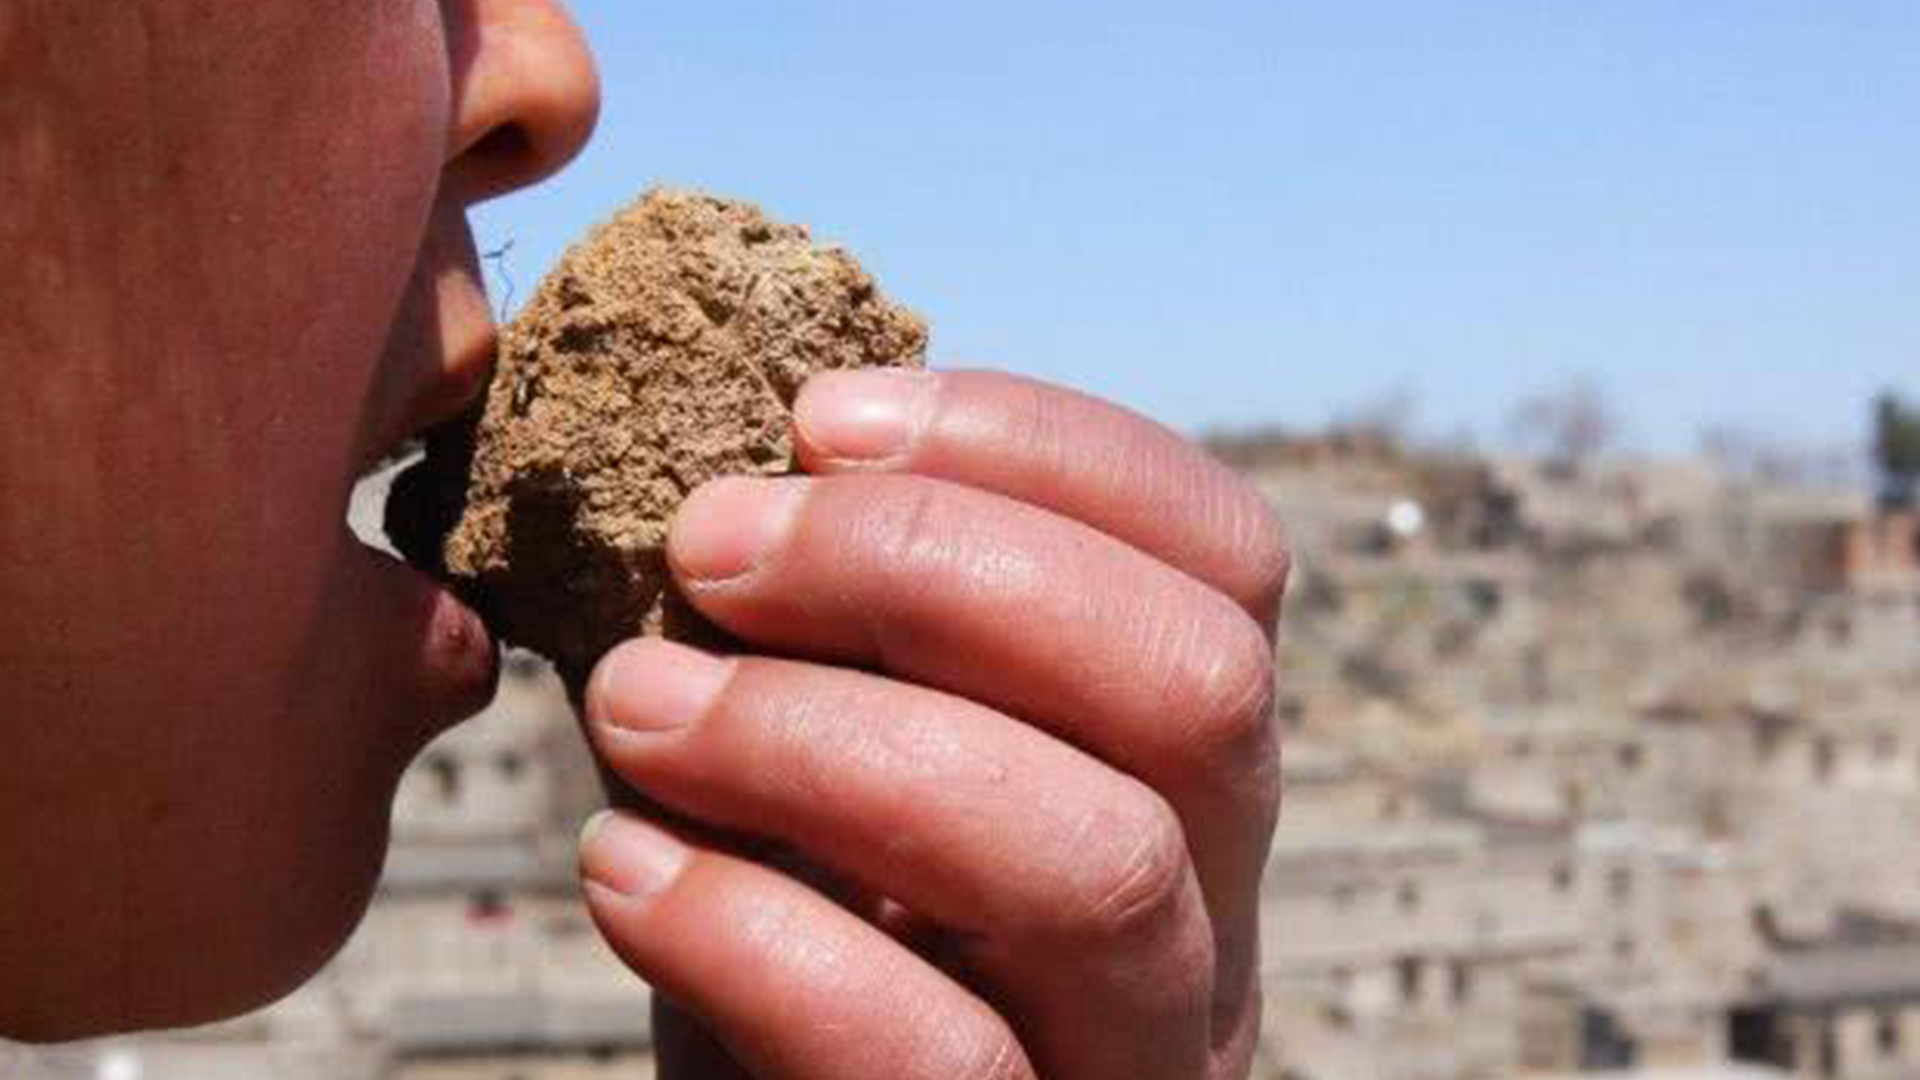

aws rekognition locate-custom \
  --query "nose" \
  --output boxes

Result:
[442,0,602,204]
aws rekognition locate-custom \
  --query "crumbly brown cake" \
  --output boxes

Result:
[385,189,928,692]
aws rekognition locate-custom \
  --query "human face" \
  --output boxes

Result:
[0,0,598,1039]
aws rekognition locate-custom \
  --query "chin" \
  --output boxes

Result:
[174,835,392,1035]
[1,777,399,1044]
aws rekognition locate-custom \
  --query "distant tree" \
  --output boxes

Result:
[1201,424,1298,471]
[1508,377,1616,478]
[1699,424,1857,487]
[1330,385,1419,453]
[1872,391,1920,508]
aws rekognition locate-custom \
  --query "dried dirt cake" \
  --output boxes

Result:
[386,189,928,691]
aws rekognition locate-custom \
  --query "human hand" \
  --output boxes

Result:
[578,369,1288,1080]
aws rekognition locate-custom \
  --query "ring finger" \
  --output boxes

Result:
[579,812,1035,1080]
[587,639,1216,1080]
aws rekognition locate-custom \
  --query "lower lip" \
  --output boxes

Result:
[428,584,500,715]
[347,461,501,725]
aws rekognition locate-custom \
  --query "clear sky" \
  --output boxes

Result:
[473,1,1920,454]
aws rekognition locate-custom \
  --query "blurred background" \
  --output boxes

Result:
[33,3,1920,1079]
[477,0,1920,455]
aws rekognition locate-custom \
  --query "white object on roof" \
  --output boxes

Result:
[94,1050,142,1080]
[1385,497,1427,538]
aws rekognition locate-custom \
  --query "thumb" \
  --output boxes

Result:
[654,997,758,1080]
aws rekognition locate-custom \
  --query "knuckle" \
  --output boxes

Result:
[1069,794,1193,942]
[1000,374,1071,465]
[1160,911,1222,1022]
[1256,728,1285,833]
[851,477,1049,632]
[1213,980,1266,1080]
[1180,605,1278,764]
[865,478,958,575]
[1153,601,1282,827]
[1237,495,1292,619]
[851,479,964,609]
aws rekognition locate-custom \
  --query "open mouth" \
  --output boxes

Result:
[341,328,505,724]
[348,453,425,557]
[349,327,498,559]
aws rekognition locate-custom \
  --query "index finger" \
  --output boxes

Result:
[794,369,1290,632]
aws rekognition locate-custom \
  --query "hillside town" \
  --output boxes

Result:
[19,419,1920,1080]
[1238,428,1920,1080]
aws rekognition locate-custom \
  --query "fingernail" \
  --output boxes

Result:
[671,476,808,584]
[580,810,687,900]
[588,638,731,735]
[797,368,936,463]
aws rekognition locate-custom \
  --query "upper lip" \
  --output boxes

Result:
[408,327,498,440]
[364,214,502,475]
[359,328,498,480]
[424,328,499,432]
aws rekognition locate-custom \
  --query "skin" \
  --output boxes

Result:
[1,4,1288,1078]
[2,0,595,1037]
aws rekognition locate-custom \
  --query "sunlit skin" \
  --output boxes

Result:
[0,4,1288,1078]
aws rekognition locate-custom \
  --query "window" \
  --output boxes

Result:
[1617,742,1645,772]
[1396,956,1422,1004]
[1879,1011,1901,1056]
[1450,960,1472,1005]
[1608,867,1633,902]
[425,753,460,803]
[467,890,510,922]
[1465,579,1502,617]
[1551,863,1575,893]
[1813,737,1838,783]
[1562,781,1587,816]
[546,913,592,939]
[1329,967,1354,1023]
[1276,697,1307,729]
[1398,881,1422,914]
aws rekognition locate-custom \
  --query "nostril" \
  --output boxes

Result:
[442,0,600,205]
[469,122,536,178]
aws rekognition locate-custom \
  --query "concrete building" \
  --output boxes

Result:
[1505,1060,1789,1068]
[1731,913,1920,1080]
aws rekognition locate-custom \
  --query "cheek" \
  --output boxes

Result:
[84,6,462,769]
[68,4,458,585]
[2,0,478,1039]
[5,2,465,1036]
[158,0,458,902]
[150,5,455,631]
[200,6,453,470]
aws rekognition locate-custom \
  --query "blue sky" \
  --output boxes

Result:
[473,1,1920,454]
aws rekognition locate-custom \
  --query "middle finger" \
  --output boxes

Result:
[667,475,1280,957]
[587,639,1215,1080]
